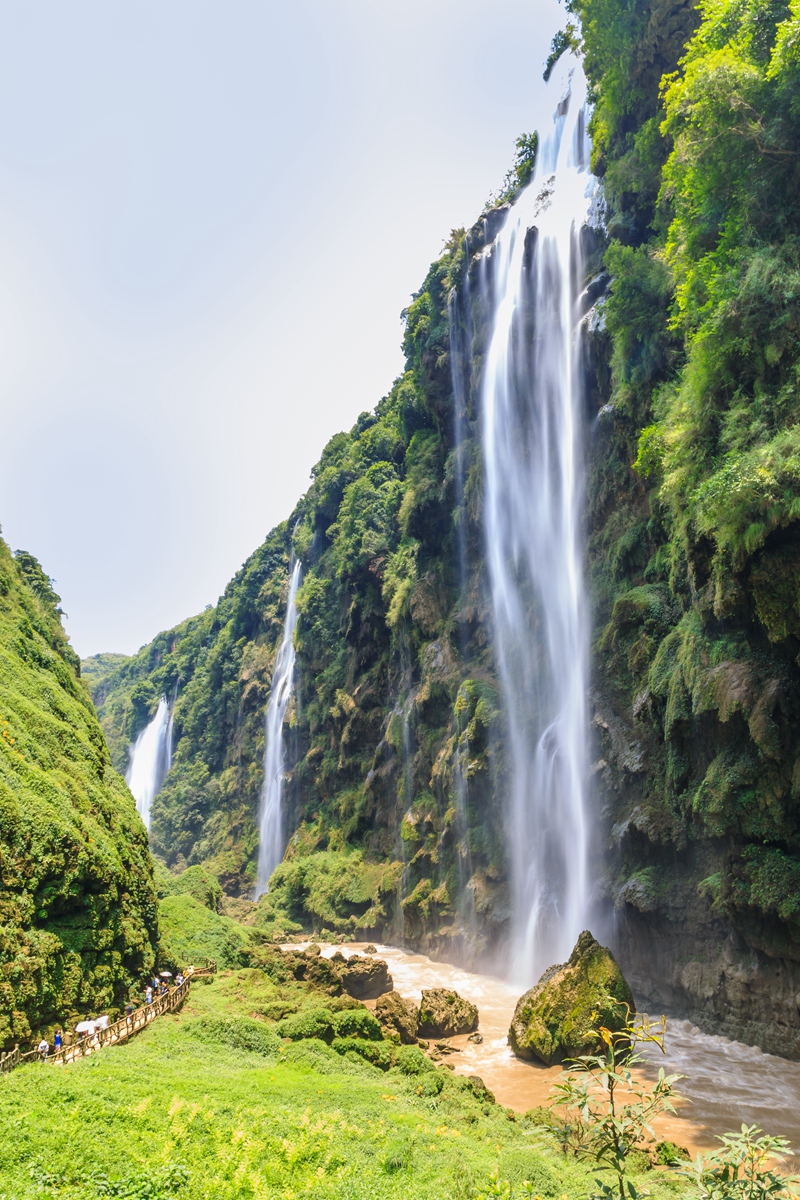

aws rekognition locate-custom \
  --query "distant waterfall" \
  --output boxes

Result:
[126,695,173,831]
[254,560,302,899]
[480,56,594,982]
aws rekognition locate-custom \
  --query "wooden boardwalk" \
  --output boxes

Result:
[0,977,191,1076]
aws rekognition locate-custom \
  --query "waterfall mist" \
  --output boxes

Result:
[254,559,302,899]
[480,56,595,983]
[126,695,173,831]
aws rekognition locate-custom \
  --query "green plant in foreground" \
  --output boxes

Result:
[477,1168,536,1199]
[550,1009,682,1200]
[686,1125,799,1200]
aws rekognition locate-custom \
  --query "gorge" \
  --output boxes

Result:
[3,0,800,1075]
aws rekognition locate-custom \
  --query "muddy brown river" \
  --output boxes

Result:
[290,941,800,1158]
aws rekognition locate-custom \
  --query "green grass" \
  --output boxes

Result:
[0,968,689,1200]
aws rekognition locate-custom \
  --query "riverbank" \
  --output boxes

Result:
[0,957,687,1199]
[294,941,800,1161]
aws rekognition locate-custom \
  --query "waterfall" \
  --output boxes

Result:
[480,55,595,982]
[254,559,302,899]
[126,695,173,831]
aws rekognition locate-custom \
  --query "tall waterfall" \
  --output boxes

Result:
[254,559,302,899]
[480,56,594,982]
[126,695,173,831]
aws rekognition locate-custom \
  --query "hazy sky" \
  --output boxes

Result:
[0,0,564,657]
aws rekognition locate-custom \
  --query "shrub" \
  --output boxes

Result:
[393,1044,434,1075]
[185,1017,279,1059]
[276,1008,335,1044]
[331,1036,393,1070]
[330,1007,383,1040]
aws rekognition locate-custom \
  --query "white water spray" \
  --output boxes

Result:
[254,560,302,899]
[480,55,594,982]
[126,695,173,831]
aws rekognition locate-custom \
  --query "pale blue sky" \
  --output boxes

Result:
[0,0,564,656]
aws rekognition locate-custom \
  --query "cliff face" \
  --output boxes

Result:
[0,537,158,1046]
[580,0,800,1053]
[87,220,511,965]
[86,0,800,1054]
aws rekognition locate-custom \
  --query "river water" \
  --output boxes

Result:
[297,941,800,1158]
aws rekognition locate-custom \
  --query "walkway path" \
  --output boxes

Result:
[0,976,193,1076]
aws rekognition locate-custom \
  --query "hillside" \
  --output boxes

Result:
[85,0,800,1055]
[0,535,158,1046]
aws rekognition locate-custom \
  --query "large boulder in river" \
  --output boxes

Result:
[376,991,419,1043]
[418,988,478,1038]
[340,954,393,1000]
[509,930,634,1066]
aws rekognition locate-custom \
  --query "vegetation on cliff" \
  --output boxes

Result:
[0,534,158,1047]
[575,0,800,1028]
[86,219,506,956]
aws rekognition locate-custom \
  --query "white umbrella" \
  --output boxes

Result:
[159,971,173,978]
[75,1020,95,1034]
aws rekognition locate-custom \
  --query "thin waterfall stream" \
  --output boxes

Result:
[254,559,302,899]
[479,55,594,982]
[126,695,173,831]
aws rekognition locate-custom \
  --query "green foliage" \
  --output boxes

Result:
[156,895,248,971]
[686,1124,799,1199]
[184,1015,280,1058]
[489,132,540,207]
[0,534,157,1046]
[550,1013,682,1200]
[330,1007,383,1040]
[154,863,222,912]
[277,1006,336,1043]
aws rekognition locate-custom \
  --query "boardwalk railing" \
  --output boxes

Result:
[0,977,191,1076]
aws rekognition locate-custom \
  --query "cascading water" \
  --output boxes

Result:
[254,559,302,899]
[480,55,595,983]
[126,695,173,831]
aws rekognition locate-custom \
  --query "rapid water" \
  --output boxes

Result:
[254,559,302,899]
[126,694,173,831]
[480,55,595,982]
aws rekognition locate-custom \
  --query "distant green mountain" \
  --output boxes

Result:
[0,536,158,1046]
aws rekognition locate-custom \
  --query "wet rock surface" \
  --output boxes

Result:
[508,930,634,1066]
[417,987,479,1038]
[375,990,418,1043]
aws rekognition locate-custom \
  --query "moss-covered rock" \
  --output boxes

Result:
[508,931,634,1066]
[417,988,478,1038]
[376,990,419,1043]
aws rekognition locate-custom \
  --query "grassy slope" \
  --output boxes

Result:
[0,965,687,1200]
[0,536,158,1045]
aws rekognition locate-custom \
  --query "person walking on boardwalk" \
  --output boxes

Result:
[54,1030,62,1054]
[145,985,153,1005]
[37,1038,48,1062]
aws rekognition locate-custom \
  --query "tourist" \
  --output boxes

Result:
[145,985,153,1005]
[175,972,184,987]
[54,1030,62,1053]
[37,1038,48,1062]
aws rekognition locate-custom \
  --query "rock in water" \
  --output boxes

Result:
[375,991,419,1043]
[417,988,479,1037]
[340,954,393,1000]
[508,931,634,1066]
